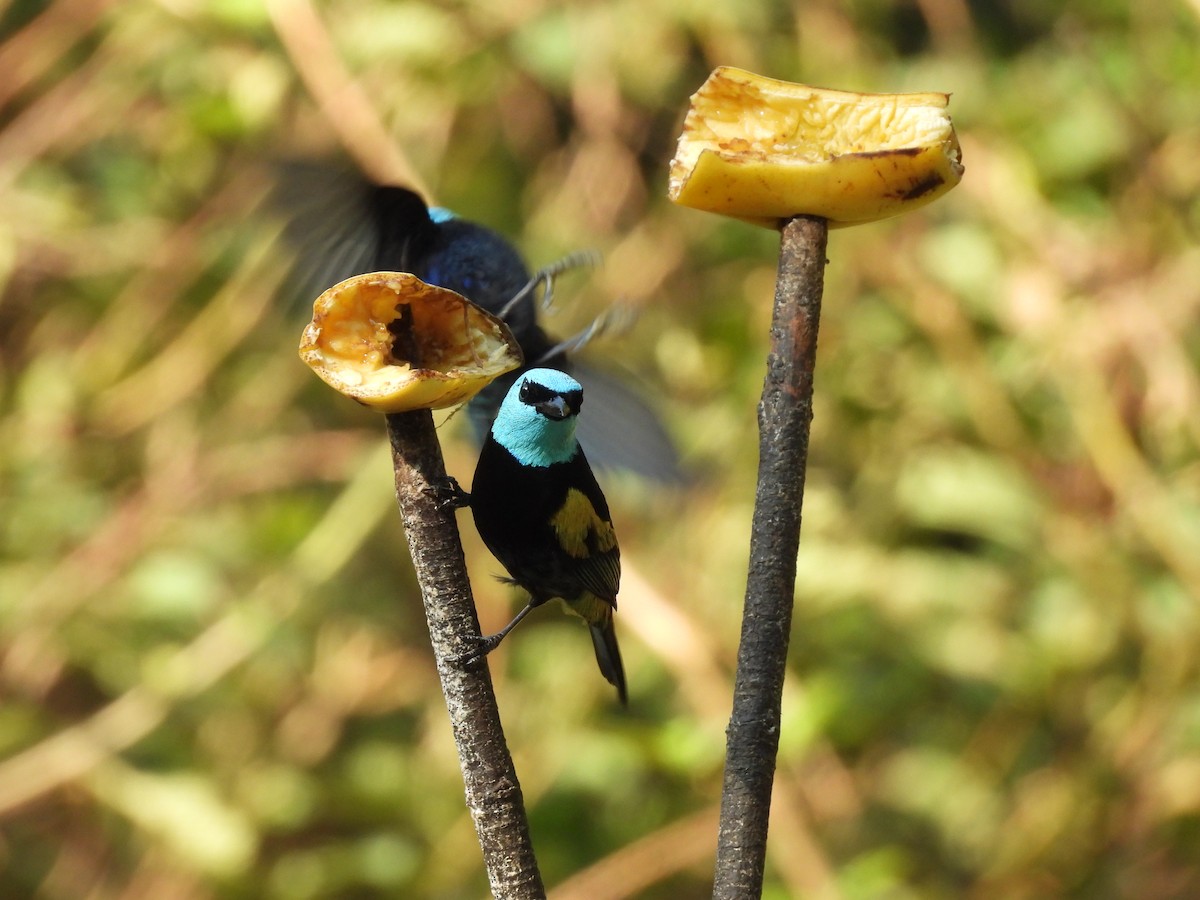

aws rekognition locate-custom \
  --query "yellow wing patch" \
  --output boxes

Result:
[551,488,617,559]
[565,592,614,622]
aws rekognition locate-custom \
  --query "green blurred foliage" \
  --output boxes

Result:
[2,0,1199,897]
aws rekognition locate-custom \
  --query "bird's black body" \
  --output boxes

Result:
[472,438,620,609]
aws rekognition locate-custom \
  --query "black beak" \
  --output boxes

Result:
[536,396,571,420]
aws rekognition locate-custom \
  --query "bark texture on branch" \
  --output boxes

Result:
[713,214,828,898]
[386,411,545,899]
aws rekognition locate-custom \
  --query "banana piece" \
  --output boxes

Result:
[299,272,523,412]
[669,67,963,228]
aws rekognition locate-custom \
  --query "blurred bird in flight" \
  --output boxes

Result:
[273,162,682,484]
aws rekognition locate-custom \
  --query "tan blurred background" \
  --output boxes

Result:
[1,0,1199,897]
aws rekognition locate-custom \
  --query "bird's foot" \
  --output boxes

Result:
[450,603,533,667]
[425,476,471,510]
[449,632,504,668]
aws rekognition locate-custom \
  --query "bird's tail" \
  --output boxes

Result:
[588,616,627,705]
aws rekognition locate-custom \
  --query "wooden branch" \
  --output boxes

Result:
[713,214,828,898]
[386,410,545,899]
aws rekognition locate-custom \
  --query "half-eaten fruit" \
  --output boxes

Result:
[669,67,963,228]
[299,272,523,412]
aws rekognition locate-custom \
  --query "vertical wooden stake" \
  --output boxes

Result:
[713,215,828,898]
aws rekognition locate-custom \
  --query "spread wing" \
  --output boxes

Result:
[572,361,685,485]
[271,162,435,313]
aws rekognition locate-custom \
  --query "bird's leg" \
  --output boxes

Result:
[455,601,539,666]
[533,304,638,363]
[497,250,601,321]
[496,276,542,320]
[533,250,602,312]
[425,475,471,510]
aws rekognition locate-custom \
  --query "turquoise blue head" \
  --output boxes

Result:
[491,368,583,467]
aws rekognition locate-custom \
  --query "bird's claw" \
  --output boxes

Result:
[426,476,471,510]
[449,633,503,668]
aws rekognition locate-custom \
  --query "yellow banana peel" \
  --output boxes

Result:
[299,272,523,413]
[669,67,963,228]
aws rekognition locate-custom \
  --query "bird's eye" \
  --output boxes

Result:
[519,380,555,406]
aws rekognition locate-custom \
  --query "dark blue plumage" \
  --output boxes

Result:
[274,162,682,482]
[363,186,566,435]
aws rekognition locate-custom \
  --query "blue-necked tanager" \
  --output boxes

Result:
[443,367,626,703]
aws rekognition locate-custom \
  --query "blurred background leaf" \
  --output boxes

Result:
[2,0,1199,897]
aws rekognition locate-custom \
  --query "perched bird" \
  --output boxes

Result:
[273,162,682,483]
[454,367,626,703]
